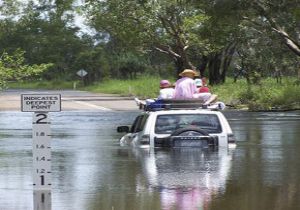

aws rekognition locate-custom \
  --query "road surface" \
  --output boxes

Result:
[0,89,138,111]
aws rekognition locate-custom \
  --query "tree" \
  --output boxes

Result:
[198,0,242,84]
[83,0,212,75]
[83,0,243,84]
[73,45,110,84]
[233,0,300,80]
[248,0,300,57]
[0,0,95,80]
[0,49,52,89]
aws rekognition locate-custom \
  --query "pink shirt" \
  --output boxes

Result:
[173,77,197,99]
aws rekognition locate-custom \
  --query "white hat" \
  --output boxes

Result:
[194,78,202,87]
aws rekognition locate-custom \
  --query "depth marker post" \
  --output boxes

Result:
[21,94,61,209]
[32,112,52,190]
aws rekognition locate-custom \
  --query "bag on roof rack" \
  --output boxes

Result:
[144,99,203,111]
[143,99,225,111]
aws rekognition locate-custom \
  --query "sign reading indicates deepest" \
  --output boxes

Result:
[21,94,61,112]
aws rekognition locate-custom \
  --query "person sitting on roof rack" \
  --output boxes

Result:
[194,78,203,92]
[173,69,218,106]
[157,80,175,100]
[198,77,210,93]
[173,69,199,99]
[193,77,226,109]
[134,79,174,109]
[193,77,217,105]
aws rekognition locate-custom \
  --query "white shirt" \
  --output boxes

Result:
[158,88,175,99]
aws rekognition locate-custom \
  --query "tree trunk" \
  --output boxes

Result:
[208,43,236,85]
[198,55,208,77]
[174,57,184,77]
[220,43,236,83]
[208,53,222,85]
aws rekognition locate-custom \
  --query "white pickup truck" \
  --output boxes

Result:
[117,107,235,148]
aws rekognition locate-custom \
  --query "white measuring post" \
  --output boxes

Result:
[21,94,61,191]
[32,112,52,190]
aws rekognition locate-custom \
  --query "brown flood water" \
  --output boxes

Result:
[0,110,299,210]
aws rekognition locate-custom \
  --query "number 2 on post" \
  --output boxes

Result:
[36,113,48,124]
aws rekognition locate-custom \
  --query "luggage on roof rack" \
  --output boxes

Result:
[144,99,206,111]
[142,99,225,111]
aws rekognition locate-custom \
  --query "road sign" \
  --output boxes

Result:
[21,94,61,112]
[77,69,88,77]
[20,94,61,194]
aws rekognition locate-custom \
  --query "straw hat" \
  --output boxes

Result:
[179,69,199,77]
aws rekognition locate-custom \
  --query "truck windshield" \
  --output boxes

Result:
[154,114,222,134]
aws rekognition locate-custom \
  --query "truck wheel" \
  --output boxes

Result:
[171,127,209,136]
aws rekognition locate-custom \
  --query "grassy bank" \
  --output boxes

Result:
[83,76,164,98]
[211,78,300,110]
[8,76,300,111]
[84,76,300,111]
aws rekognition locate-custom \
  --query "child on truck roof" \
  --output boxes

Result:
[134,79,174,109]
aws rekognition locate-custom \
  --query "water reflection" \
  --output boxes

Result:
[34,190,51,210]
[219,111,300,210]
[130,147,234,210]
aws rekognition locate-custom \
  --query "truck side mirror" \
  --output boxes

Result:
[117,126,130,133]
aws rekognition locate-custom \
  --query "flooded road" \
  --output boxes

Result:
[0,110,300,210]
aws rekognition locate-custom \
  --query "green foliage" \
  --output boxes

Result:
[233,77,300,110]
[112,52,150,79]
[234,0,300,76]
[0,49,52,90]
[7,75,300,111]
[0,0,21,17]
[201,77,300,110]
[85,76,300,111]
[211,78,249,104]
[1,0,300,84]
[83,0,235,72]
[84,75,175,98]
[73,45,111,83]
[0,0,94,81]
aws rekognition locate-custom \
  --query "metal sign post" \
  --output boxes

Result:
[21,94,61,210]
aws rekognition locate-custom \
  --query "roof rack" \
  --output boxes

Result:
[143,99,222,111]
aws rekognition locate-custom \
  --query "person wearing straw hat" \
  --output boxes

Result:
[173,69,199,99]
[173,69,221,108]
